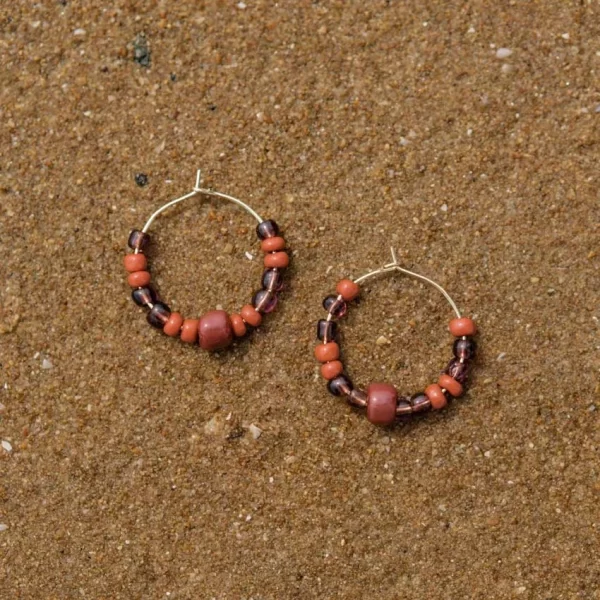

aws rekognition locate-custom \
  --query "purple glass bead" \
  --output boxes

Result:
[128,229,150,251]
[147,302,171,329]
[453,338,476,361]
[252,289,278,314]
[410,393,431,413]
[323,295,347,318]
[445,358,470,384]
[317,319,337,342]
[262,268,284,292]
[132,286,156,308]
[396,396,413,416]
[256,219,279,240]
[327,375,353,397]
[348,388,368,407]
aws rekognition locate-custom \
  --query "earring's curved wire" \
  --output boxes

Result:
[141,170,263,235]
[353,248,462,319]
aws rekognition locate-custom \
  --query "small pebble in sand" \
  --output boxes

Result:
[595,105,600,113]
[237,1,247,8]
[245,252,254,260]
[135,173,148,187]
[0,524,7,532]
[1,440,12,452]
[0,403,5,413]
[441,204,448,212]
[497,353,506,361]
[41,358,53,370]
[73,28,86,36]
[248,424,262,440]
[496,48,512,59]
[376,335,391,346]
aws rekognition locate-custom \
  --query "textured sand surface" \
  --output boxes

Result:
[1,2,599,598]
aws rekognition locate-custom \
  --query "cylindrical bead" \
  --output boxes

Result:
[261,236,286,252]
[264,251,289,269]
[132,287,156,308]
[439,374,463,397]
[366,382,398,426]
[425,384,448,410]
[348,389,368,408]
[147,302,171,329]
[252,290,278,314]
[336,279,360,301]
[198,310,233,351]
[230,313,247,337]
[256,219,279,240]
[128,229,150,251]
[327,375,353,397]
[323,295,347,318]
[124,253,147,273]
[453,337,476,361]
[314,342,340,363]
[127,270,151,288]
[241,304,262,327]
[317,319,337,342]
[163,312,183,337]
[262,268,284,292]
[410,393,431,412]
[321,360,344,380]
[396,397,413,416]
[445,358,469,384]
[449,317,477,337]
[180,319,199,343]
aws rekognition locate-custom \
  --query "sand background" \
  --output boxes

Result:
[1,1,599,598]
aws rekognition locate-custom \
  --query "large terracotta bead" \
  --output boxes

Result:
[449,317,477,337]
[336,279,360,301]
[366,382,398,426]
[180,319,199,343]
[425,383,448,410]
[198,310,233,351]
[314,342,340,363]
[439,374,463,397]
[124,253,147,273]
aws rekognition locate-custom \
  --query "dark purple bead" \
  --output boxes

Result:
[453,337,476,361]
[396,396,413,416]
[252,289,278,314]
[327,375,353,397]
[147,302,171,329]
[256,219,279,240]
[317,319,337,342]
[410,393,431,412]
[323,295,347,318]
[132,286,156,308]
[128,229,150,251]
[348,388,368,407]
[445,358,470,384]
[262,268,284,292]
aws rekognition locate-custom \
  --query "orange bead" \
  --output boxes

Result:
[439,374,463,397]
[321,360,343,380]
[127,270,151,288]
[336,279,360,301]
[230,313,247,337]
[180,319,199,343]
[124,253,147,273]
[264,251,289,269]
[425,383,447,410]
[163,312,183,337]
[240,304,262,327]
[449,317,477,337]
[314,342,340,363]
[261,236,286,253]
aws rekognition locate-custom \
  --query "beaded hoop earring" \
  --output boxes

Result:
[314,249,477,426]
[123,170,289,351]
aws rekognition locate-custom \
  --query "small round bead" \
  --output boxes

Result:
[230,314,247,337]
[124,253,147,273]
[348,388,368,408]
[128,229,150,251]
[262,268,284,292]
[396,397,413,416]
[163,312,184,337]
[261,236,286,252]
[316,319,337,342]
[314,342,340,363]
[425,384,448,410]
[366,382,398,426]
[323,295,347,318]
[180,319,199,343]
[327,375,353,397]
[241,304,262,327]
[449,317,477,337]
[198,310,233,351]
[252,289,278,314]
[256,219,279,240]
[321,360,344,380]
[264,251,289,269]
[336,279,360,301]
[453,337,476,361]
[445,358,469,384]
[131,286,156,308]
[147,302,171,329]
[439,374,463,397]
[127,270,151,288]
[410,393,431,412]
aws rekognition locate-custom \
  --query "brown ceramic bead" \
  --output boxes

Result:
[230,313,247,337]
[264,251,289,269]
[241,304,262,327]
[321,360,344,380]
[336,279,360,301]
[314,342,340,363]
[425,383,447,410]
[410,393,431,412]
[366,383,398,426]
[439,374,463,397]
[147,302,171,329]
[261,236,286,252]
[128,229,150,251]
[180,319,199,343]
[449,317,477,337]
[127,270,151,288]
[163,312,183,337]
[198,310,233,351]
[124,253,147,273]
[348,388,368,408]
